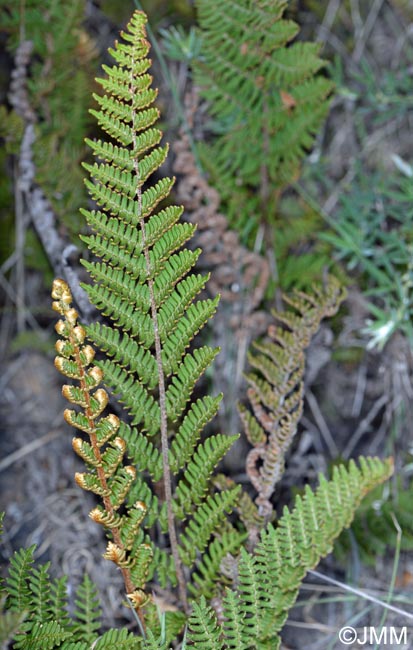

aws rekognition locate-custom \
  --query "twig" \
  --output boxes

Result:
[351,362,367,417]
[343,394,387,459]
[0,430,60,472]
[353,0,385,63]
[8,41,94,322]
[308,569,413,622]
[305,389,339,457]
[0,269,40,333]
[14,159,27,333]
[316,0,341,44]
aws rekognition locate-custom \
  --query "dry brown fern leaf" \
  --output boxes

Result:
[240,278,347,521]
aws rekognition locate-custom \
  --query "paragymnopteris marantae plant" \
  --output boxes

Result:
[2,10,393,649]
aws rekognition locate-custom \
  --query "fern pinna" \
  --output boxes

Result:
[53,9,242,620]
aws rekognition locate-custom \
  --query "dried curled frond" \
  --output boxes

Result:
[241,276,347,519]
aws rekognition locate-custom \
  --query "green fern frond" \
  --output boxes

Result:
[234,551,262,641]
[165,346,219,420]
[169,395,223,473]
[188,457,393,649]
[4,548,105,648]
[179,488,241,566]
[119,421,163,481]
[93,627,141,649]
[194,0,334,243]
[189,531,248,599]
[6,546,36,613]
[151,548,178,589]
[16,620,71,650]
[72,574,101,644]
[86,323,158,388]
[174,436,239,518]
[95,359,160,432]
[188,597,222,650]
[28,564,53,623]
[255,457,394,642]
[162,297,220,376]
[49,577,70,629]
[221,590,245,650]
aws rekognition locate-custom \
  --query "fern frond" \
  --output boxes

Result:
[179,488,241,565]
[241,277,346,518]
[86,323,158,388]
[94,627,141,649]
[96,359,160,432]
[221,590,245,650]
[165,346,219,421]
[195,0,332,178]
[17,620,71,650]
[72,575,101,644]
[28,564,52,623]
[175,436,239,518]
[151,548,178,589]
[255,457,394,642]
[194,0,334,241]
[162,297,220,375]
[235,551,262,641]
[119,421,163,481]
[187,597,222,650]
[188,457,393,649]
[48,577,70,629]
[169,395,223,474]
[189,531,248,599]
[6,546,36,612]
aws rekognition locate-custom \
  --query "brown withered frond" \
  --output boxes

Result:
[240,277,347,519]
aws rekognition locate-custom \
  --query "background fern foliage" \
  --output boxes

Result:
[193,0,334,262]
